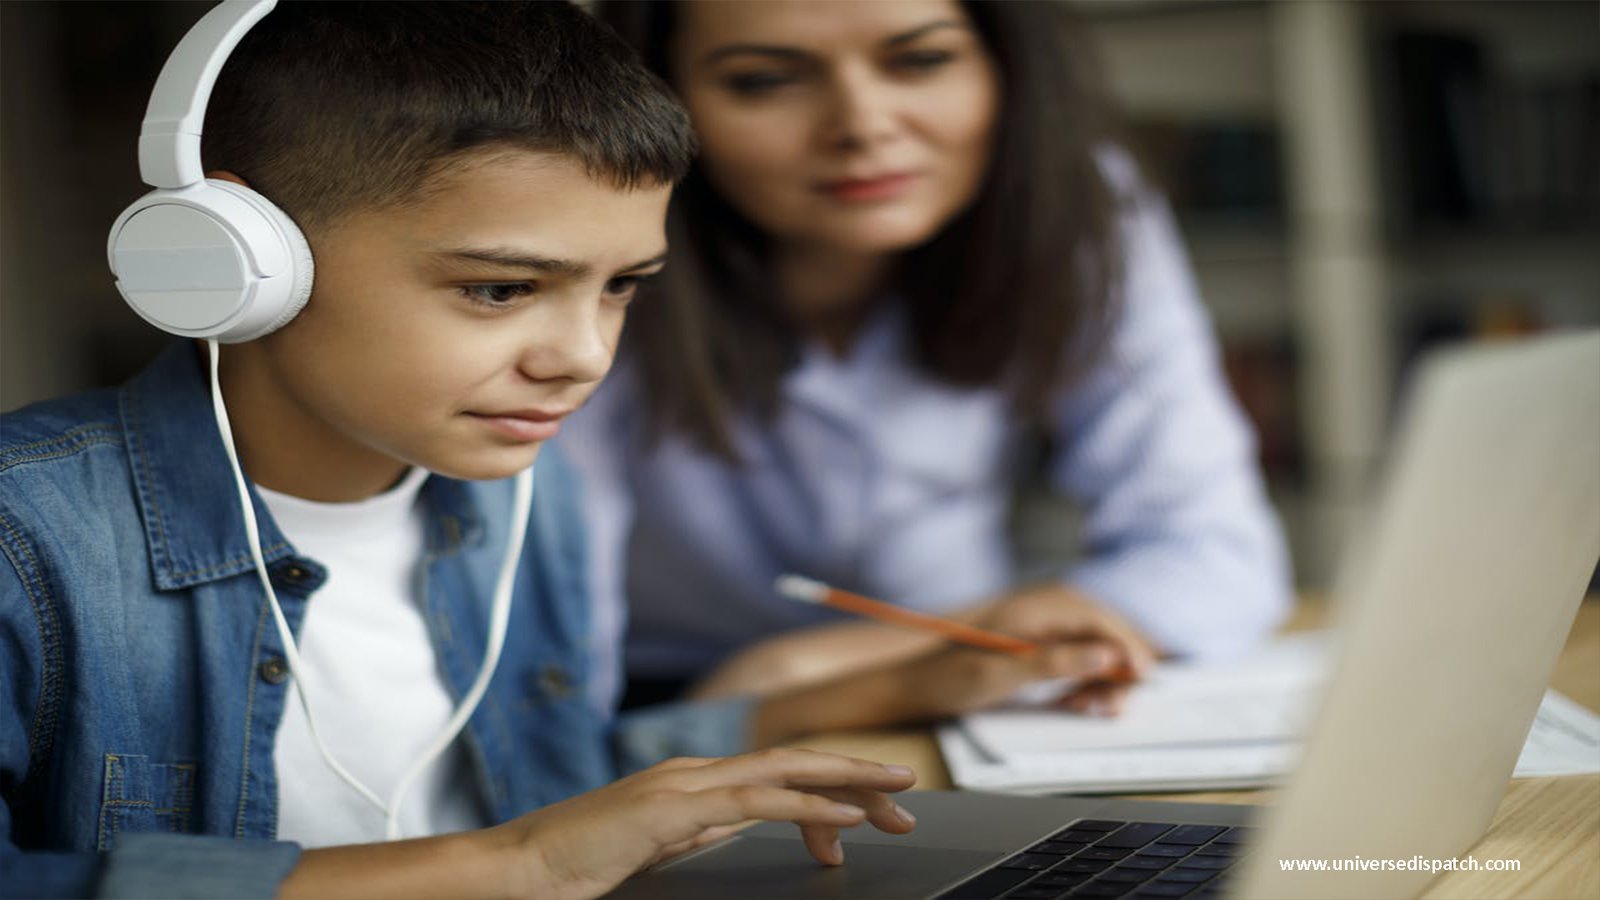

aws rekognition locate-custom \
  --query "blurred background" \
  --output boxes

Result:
[2,0,1597,592]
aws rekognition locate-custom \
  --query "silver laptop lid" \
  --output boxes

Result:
[1236,332,1600,899]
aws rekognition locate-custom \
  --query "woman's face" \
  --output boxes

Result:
[671,0,1001,256]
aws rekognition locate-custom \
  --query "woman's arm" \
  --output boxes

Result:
[1049,161,1293,660]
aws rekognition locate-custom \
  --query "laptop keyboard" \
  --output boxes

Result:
[936,819,1251,900]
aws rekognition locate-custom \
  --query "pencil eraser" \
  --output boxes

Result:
[775,574,827,603]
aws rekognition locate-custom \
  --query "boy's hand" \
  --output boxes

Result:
[499,749,918,900]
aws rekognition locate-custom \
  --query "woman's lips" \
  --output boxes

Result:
[819,172,917,202]
[467,409,569,442]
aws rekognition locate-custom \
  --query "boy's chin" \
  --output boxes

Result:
[424,445,543,482]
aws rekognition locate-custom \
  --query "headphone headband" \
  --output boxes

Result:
[138,0,276,189]
[110,0,311,343]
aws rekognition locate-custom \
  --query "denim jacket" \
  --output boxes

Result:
[0,343,751,898]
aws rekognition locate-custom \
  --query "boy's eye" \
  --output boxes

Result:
[460,282,536,306]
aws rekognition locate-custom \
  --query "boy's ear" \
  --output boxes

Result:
[207,170,250,188]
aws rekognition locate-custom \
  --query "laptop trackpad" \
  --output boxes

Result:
[627,836,999,899]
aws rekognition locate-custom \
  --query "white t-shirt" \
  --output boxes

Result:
[261,467,486,846]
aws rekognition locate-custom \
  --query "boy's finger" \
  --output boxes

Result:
[808,787,917,834]
[648,755,718,772]
[684,747,917,792]
[687,783,868,832]
[622,754,717,788]
[800,823,844,866]
[649,823,745,867]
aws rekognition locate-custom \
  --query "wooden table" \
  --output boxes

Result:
[793,599,1600,899]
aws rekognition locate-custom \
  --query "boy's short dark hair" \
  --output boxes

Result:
[202,0,696,229]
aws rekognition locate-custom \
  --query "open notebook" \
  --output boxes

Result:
[938,630,1600,795]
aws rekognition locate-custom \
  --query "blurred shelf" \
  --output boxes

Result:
[1084,0,1597,587]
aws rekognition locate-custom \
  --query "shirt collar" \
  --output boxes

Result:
[118,342,483,590]
[783,300,908,422]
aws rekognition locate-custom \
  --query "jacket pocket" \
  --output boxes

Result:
[96,753,196,850]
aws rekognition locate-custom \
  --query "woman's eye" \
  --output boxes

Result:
[722,70,797,96]
[460,282,535,307]
[891,49,955,73]
[604,274,651,304]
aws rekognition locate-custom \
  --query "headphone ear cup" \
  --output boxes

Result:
[208,179,314,337]
[107,178,313,342]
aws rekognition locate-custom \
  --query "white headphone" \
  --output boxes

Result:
[107,0,312,343]
[110,0,534,841]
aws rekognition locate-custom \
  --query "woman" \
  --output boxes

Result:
[562,0,1291,747]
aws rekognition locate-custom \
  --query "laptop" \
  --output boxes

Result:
[606,331,1600,900]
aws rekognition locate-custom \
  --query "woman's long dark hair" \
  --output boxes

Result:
[598,0,1125,460]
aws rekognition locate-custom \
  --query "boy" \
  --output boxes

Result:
[0,3,915,897]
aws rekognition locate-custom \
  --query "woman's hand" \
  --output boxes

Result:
[965,584,1159,716]
[688,620,945,700]
[749,584,1158,744]
[500,748,918,900]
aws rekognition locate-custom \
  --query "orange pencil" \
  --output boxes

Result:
[774,574,1040,657]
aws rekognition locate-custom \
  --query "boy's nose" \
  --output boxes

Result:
[515,305,613,386]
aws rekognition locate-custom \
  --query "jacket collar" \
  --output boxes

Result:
[119,342,484,590]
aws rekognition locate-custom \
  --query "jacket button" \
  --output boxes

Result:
[259,657,290,685]
[275,564,312,587]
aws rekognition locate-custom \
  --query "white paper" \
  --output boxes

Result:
[1512,689,1600,777]
[941,631,1600,795]
[972,632,1332,755]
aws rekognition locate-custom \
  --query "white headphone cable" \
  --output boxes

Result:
[205,338,531,840]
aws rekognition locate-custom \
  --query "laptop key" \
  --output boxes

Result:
[1099,868,1155,884]
[1095,823,1176,849]
[1008,888,1064,900]
[1078,846,1135,861]
[1156,825,1228,846]
[1130,884,1194,897]
[1210,827,1253,844]
[1057,858,1114,873]
[1071,882,1131,898]
[1136,844,1193,858]
[1029,840,1090,856]
[1035,872,1092,889]
[1055,829,1115,843]
[1175,856,1232,871]
[1154,868,1215,884]
[1000,853,1062,871]
[1122,856,1178,870]
[934,865,1038,899]
[1070,819,1125,831]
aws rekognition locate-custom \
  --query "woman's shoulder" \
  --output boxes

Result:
[1093,142,1144,196]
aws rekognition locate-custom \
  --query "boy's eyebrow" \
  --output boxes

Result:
[701,20,968,66]
[436,248,668,278]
